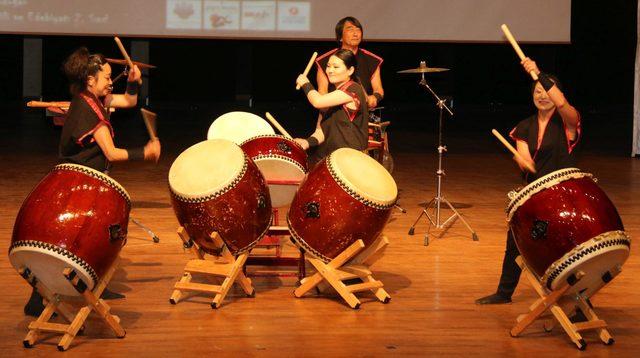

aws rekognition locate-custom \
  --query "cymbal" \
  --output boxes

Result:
[397,62,449,74]
[106,58,157,69]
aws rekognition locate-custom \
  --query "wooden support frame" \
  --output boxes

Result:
[510,256,620,350]
[294,236,391,309]
[20,257,125,351]
[245,224,306,280]
[169,227,254,309]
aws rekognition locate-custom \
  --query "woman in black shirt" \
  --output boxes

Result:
[294,49,368,166]
[476,57,581,305]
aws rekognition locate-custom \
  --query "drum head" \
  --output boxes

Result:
[169,139,246,199]
[254,157,305,207]
[207,112,275,144]
[329,148,397,207]
[542,230,630,297]
[10,244,96,296]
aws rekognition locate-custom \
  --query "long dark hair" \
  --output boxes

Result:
[335,16,363,44]
[63,47,107,95]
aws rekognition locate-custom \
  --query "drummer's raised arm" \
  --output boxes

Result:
[108,65,142,109]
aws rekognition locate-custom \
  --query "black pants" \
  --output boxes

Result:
[496,230,522,298]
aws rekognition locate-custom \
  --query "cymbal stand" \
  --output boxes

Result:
[407,72,478,245]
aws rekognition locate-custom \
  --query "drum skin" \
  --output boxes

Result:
[240,135,308,174]
[9,164,130,293]
[509,175,624,279]
[287,158,393,263]
[170,158,272,255]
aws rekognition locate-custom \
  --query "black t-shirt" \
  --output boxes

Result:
[59,93,113,172]
[309,81,369,165]
[316,48,383,95]
[510,111,581,183]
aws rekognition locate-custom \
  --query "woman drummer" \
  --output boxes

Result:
[24,47,161,316]
[476,57,581,305]
[294,49,369,166]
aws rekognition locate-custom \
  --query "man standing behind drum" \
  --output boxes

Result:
[316,16,384,108]
[476,57,581,305]
[24,47,161,316]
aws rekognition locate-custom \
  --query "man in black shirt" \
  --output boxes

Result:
[316,16,384,109]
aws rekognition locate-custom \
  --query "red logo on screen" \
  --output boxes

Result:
[289,7,299,16]
[210,14,232,28]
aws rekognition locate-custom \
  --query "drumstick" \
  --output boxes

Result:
[500,24,538,80]
[114,36,135,69]
[27,100,71,109]
[265,112,292,139]
[491,129,536,173]
[140,108,158,140]
[295,51,318,90]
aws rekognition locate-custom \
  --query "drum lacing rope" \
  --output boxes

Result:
[326,155,396,210]
[9,240,99,285]
[170,154,249,203]
[506,168,587,217]
[543,232,631,289]
[54,164,131,207]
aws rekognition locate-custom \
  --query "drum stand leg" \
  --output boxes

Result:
[294,236,391,309]
[20,258,125,351]
[244,209,307,281]
[170,227,254,309]
[510,256,618,350]
[407,83,478,244]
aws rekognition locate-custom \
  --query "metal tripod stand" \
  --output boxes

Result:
[407,74,478,245]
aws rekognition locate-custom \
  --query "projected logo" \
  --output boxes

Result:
[277,1,309,31]
[166,0,202,29]
[241,0,275,31]
[204,0,239,30]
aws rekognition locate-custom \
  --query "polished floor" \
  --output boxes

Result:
[0,107,638,356]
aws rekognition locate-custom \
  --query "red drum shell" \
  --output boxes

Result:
[241,135,308,207]
[508,170,629,292]
[170,158,272,255]
[9,164,130,295]
[240,135,308,173]
[287,159,393,263]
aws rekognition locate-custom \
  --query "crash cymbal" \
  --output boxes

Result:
[397,61,449,74]
[106,58,157,69]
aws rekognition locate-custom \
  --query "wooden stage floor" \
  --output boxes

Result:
[1,123,639,356]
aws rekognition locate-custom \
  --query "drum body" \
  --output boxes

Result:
[207,111,275,145]
[9,164,130,296]
[240,135,308,207]
[288,148,397,262]
[507,168,630,296]
[169,139,272,255]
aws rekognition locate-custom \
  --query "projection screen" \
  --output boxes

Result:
[0,0,571,43]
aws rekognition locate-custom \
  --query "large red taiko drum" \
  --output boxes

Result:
[240,134,308,207]
[169,139,272,255]
[9,164,130,296]
[287,148,397,262]
[507,168,630,297]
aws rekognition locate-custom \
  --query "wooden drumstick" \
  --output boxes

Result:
[295,51,318,90]
[140,108,158,140]
[265,112,292,139]
[27,100,71,109]
[491,129,536,173]
[114,36,135,69]
[500,24,538,80]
